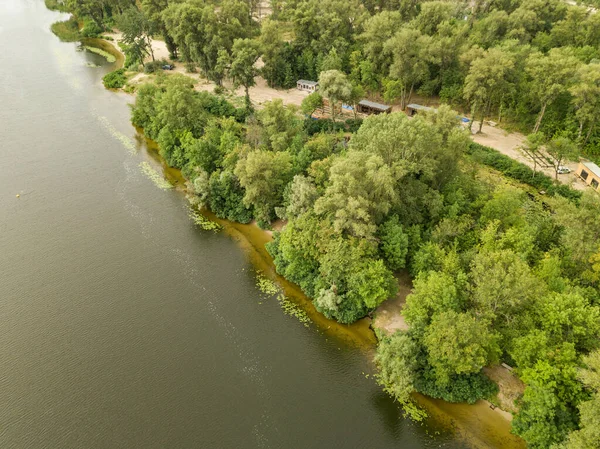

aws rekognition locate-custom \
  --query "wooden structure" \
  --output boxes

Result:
[406,103,435,116]
[576,161,600,190]
[356,100,391,115]
[297,80,318,92]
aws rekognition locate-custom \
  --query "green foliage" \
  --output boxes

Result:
[234,150,293,225]
[375,332,425,419]
[423,311,500,385]
[102,68,127,89]
[467,143,582,201]
[50,17,80,42]
[378,215,409,271]
[414,369,498,404]
[103,0,600,440]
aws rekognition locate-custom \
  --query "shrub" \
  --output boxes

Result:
[302,117,363,135]
[81,19,103,38]
[415,367,498,404]
[143,59,168,74]
[102,68,127,89]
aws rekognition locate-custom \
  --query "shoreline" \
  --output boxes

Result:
[138,134,524,449]
[57,24,525,449]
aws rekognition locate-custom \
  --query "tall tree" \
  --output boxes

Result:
[384,28,430,109]
[570,63,600,144]
[463,47,515,133]
[526,48,580,133]
[318,70,352,122]
[118,6,156,63]
[229,38,261,108]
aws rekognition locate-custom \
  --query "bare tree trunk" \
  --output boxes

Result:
[578,120,584,140]
[533,102,547,133]
[584,123,595,145]
[469,106,475,132]
[406,83,415,109]
[147,35,155,62]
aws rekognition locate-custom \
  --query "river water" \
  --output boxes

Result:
[0,2,496,448]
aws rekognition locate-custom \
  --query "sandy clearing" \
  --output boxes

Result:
[372,272,412,336]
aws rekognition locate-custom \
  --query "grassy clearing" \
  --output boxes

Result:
[50,17,81,42]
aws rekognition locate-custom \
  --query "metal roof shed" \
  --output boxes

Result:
[406,104,435,116]
[357,100,391,115]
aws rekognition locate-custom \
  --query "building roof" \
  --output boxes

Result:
[358,100,391,111]
[297,80,318,86]
[582,161,600,178]
[406,103,435,112]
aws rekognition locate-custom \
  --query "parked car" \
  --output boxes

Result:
[557,166,571,174]
[162,64,174,70]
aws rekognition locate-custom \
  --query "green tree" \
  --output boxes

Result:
[570,63,600,144]
[463,47,515,133]
[526,48,580,133]
[314,151,396,239]
[318,70,352,122]
[301,91,324,117]
[118,6,157,64]
[424,311,499,386]
[234,150,293,225]
[378,215,410,271]
[256,100,303,151]
[229,38,261,108]
[546,136,578,179]
[564,350,600,449]
[519,132,546,176]
[404,271,467,331]
[374,332,424,419]
[384,28,430,109]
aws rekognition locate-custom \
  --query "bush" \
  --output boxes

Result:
[50,17,80,42]
[467,143,582,202]
[45,0,69,11]
[143,59,168,74]
[415,368,498,404]
[80,19,103,38]
[303,118,362,136]
[102,68,127,89]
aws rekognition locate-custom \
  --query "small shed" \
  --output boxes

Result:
[356,100,391,115]
[406,103,435,116]
[297,80,318,92]
[577,161,600,190]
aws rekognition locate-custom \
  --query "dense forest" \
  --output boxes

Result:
[48,0,600,448]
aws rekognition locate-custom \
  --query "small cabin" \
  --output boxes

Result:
[406,103,435,116]
[297,80,318,92]
[576,161,600,191]
[356,100,391,115]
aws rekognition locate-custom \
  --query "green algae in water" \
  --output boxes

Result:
[84,46,117,63]
[187,207,222,232]
[139,161,173,190]
[96,116,137,155]
[255,272,311,328]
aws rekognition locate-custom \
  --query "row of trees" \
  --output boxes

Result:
[129,73,600,448]
[52,0,600,155]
